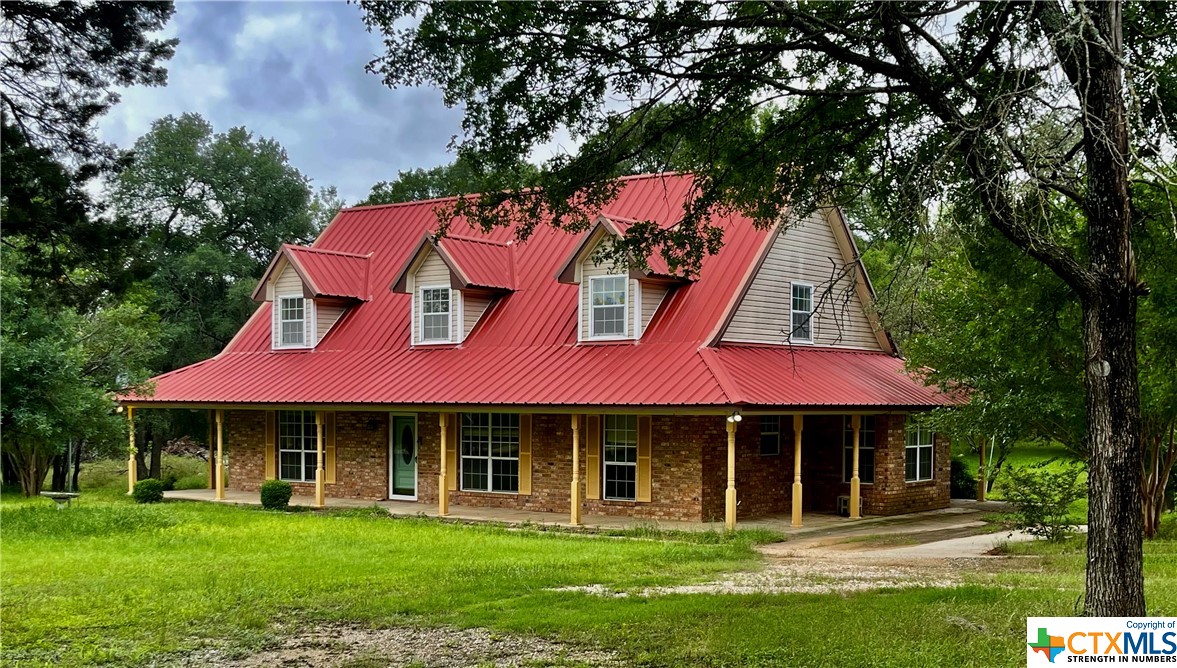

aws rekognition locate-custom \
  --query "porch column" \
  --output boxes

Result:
[314,411,325,508]
[977,436,987,502]
[206,410,216,490]
[438,413,450,516]
[570,414,582,526]
[725,419,738,531]
[791,415,803,528]
[126,406,137,495]
[850,414,862,519]
[214,409,225,500]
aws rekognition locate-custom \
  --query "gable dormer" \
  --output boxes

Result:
[556,215,688,343]
[252,245,372,350]
[390,233,515,346]
[716,207,892,352]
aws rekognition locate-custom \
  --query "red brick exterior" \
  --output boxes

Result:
[223,409,948,519]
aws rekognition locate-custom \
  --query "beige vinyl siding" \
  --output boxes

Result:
[462,294,493,340]
[315,304,346,345]
[723,210,882,349]
[274,262,303,297]
[412,250,459,344]
[639,283,669,336]
[579,239,637,341]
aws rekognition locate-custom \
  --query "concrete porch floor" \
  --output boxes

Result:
[164,488,992,535]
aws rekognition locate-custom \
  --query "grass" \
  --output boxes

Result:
[3,457,1176,668]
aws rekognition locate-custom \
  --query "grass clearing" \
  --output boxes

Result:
[3,458,1175,667]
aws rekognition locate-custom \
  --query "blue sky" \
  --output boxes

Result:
[97,1,466,204]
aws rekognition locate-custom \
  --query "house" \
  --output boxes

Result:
[121,173,953,528]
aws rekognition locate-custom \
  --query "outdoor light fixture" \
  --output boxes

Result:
[727,411,743,423]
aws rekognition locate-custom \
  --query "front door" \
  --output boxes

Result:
[390,415,417,499]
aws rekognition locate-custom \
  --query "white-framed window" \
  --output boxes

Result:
[278,296,308,347]
[278,410,317,482]
[603,415,638,500]
[589,275,628,338]
[460,413,519,493]
[420,286,451,342]
[760,415,781,456]
[842,416,875,483]
[790,282,814,343]
[905,420,934,482]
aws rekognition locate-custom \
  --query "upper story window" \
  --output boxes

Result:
[279,296,307,347]
[589,275,628,338]
[790,282,814,343]
[420,287,451,342]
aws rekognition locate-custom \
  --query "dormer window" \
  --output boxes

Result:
[790,282,814,343]
[589,275,628,338]
[278,295,311,348]
[420,287,452,342]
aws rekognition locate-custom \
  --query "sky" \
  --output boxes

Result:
[97,1,466,204]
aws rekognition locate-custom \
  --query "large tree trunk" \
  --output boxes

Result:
[1077,0,1145,617]
[70,440,84,493]
[49,453,67,492]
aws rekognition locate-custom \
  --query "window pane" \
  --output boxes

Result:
[279,452,302,480]
[860,447,875,484]
[279,298,306,346]
[492,458,519,493]
[604,463,636,501]
[760,415,780,456]
[919,445,933,480]
[421,288,451,340]
[462,457,488,491]
[905,447,918,481]
[790,284,813,341]
[791,311,811,340]
[590,276,627,337]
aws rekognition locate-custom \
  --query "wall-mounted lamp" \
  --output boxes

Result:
[727,411,743,423]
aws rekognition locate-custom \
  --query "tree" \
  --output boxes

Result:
[360,1,1177,614]
[0,0,177,162]
[359,154,540,206]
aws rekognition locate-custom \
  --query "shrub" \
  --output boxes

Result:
[161,473,179,491]
[998,460,1086,542]
[950,458,977,499]
[132,478,166,504]
[260,479,293,510]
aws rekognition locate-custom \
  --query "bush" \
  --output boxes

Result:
[161,473,178,491]
[998,460,1086,542]
[950,458,977,499]
[132,478,166,504]
[260,479,292,510]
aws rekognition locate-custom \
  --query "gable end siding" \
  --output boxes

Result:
[723,211,881,349]
[412,250,460,344]
[462,294,493,340]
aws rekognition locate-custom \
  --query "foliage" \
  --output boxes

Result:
[132,478,165,504]
[0,0,177,161]
[950,459,977,500]
[999,461,1087,542]
[110,112,319,372]
[359,154,540,207]
[259,480,293,511]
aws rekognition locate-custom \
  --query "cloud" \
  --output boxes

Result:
[97,1,465,203]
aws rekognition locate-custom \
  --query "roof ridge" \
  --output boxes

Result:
[441,234,512,248]
[285,244,371,260]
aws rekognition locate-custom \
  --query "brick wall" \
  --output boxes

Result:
[224,410,389,500]
[418,412,707,522]
[225,408,949,518]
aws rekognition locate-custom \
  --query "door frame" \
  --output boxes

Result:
[388,413,419,501]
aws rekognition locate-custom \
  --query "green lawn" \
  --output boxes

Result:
[2,459,1176,668]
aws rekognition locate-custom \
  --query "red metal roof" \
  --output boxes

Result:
[252,245,371,301]
[438,235,515,290]
[128,173,951,410]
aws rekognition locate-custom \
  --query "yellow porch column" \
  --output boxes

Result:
[438,413,450,516]
[214,409,225,500]
[725,419,738,531]
[126,406,137,495]
[570,414,582,525]
[314,411,325,508]
[791,415,803,528]
[850,414,862,519]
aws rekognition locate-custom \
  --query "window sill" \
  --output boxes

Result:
[579,337,634,345]
[759,451,781,457]
[904,479,936,485]
[598,498,643,504]
[457,489,521,496]
[413,339,458,347]
[271,346,313,352]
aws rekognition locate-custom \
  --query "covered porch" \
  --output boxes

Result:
[162,487,902,536]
